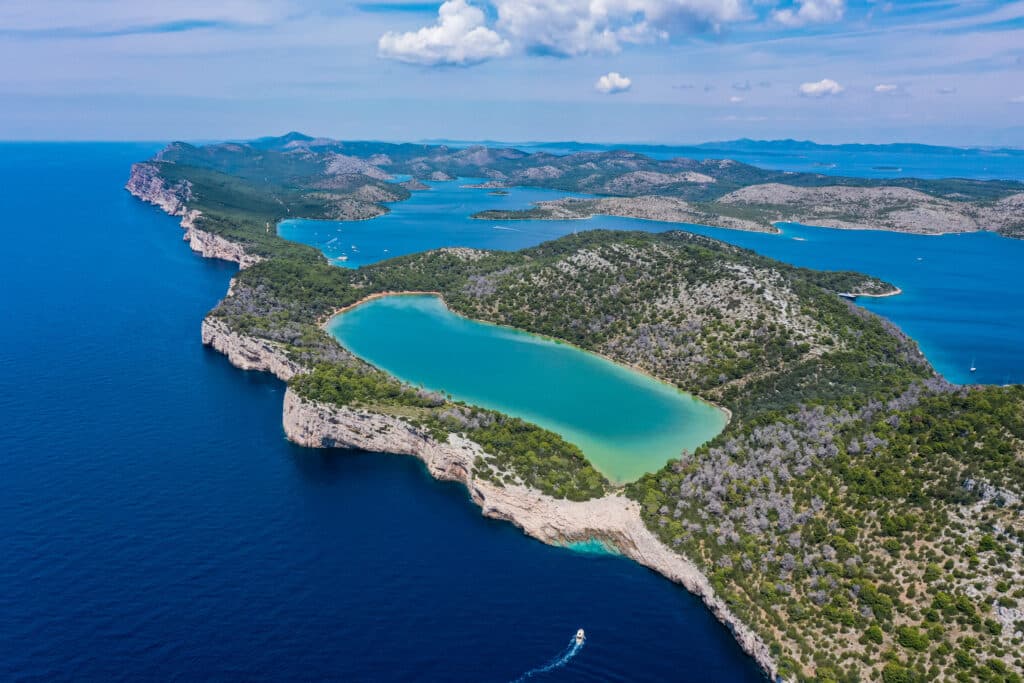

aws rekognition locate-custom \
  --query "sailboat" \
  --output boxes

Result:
[970,357,977,373]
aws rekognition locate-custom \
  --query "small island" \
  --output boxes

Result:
[128,134,1024,682]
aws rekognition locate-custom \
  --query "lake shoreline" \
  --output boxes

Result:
[126,170,778,681]
[325,292,729,483]
[323,290,735,428]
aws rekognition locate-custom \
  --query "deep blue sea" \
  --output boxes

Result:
[0,144,763,681]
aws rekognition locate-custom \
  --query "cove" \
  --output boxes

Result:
[327,294,727,482]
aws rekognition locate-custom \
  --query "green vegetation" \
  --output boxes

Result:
[132,135,1024,682]
[291,364,608,500]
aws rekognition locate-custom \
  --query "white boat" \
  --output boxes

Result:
[575,629,585,644]
[970,357,977,373]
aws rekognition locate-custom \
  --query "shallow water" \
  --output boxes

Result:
[329,294,726,482]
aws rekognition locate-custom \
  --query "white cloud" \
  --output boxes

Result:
[378,0,511,65]
[874,83,898,93]
[493,0,747,57]
[799,78,843,97]
[1011,95,1024,103]
[772,0,845,27]
[595,71,632,94]
[379,0,751,64]
[729,95,744,102]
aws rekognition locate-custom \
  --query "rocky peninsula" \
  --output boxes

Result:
[127,136,1024,682]
[473,195,773,232]
[472,184,1024,237]
[127,156,780,678]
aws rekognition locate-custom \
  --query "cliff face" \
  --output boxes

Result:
[183,212,262,268]
[200,317,302,381]
[126,163,262,268]
[126,162,192,215]
[282,387,777,679]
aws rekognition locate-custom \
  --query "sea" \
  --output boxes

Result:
[2,140,1021,681]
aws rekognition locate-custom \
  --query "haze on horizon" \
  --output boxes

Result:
[1,0,1022,146]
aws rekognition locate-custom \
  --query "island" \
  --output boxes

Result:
[127,134,1024,682]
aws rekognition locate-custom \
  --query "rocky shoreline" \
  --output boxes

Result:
[474,195,775,233]
[126,168,779,680]
[720,183,1024,236]
[127,163,263,267]
[471,185,1024,239]
[283,388,776,676]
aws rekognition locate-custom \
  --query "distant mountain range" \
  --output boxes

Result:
[421,137,1024,156]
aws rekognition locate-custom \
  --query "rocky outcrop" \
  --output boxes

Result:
[183,212,263,267]
[200,316,303,381]
[719,183,991,235]
[325,153,392,180]
[474,196,771,233]
[126,163,262,268]
[600,170,716,194]
[283,389,478,483]
[126,162,192,215]
[400,179,431,191]
[281,388,778,680]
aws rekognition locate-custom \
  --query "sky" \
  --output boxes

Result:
[0,0,1022,145]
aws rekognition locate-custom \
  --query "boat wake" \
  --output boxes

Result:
[511,636,584,682]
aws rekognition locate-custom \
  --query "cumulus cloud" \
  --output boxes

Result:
[799,78,843,97]
[874,83,898,93]
[379,0,751,64]
[729,95,744,103]
[492,0,747,57]
[773,0,845,27]
[378,0,511,65]
[595,71,632,94]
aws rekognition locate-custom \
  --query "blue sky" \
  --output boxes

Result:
[0,0,1022,145]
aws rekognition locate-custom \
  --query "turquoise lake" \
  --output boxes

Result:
[328,294,727,482]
